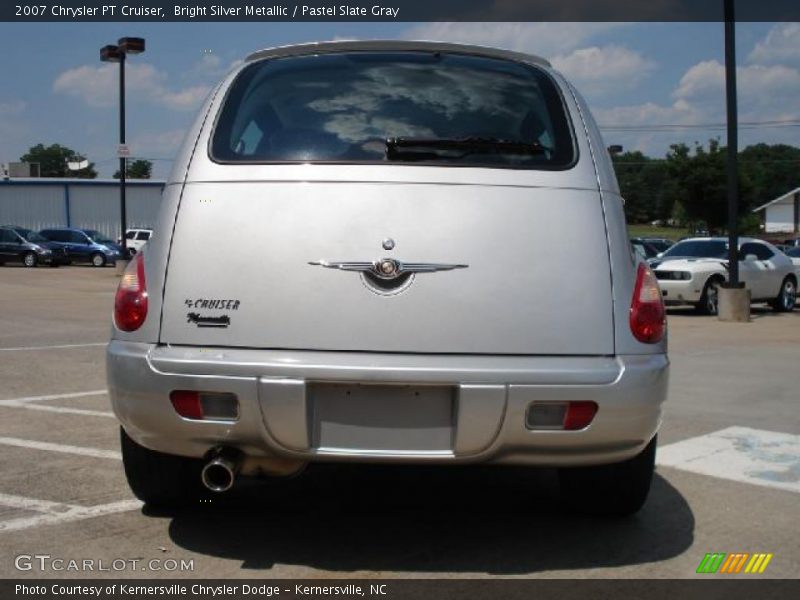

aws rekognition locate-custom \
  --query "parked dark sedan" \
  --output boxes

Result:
[630,238,659,259]
[0,226,69,267]
[634,237,674,253]
[39,227,124,267]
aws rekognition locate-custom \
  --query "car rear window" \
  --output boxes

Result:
[211,51,575,169]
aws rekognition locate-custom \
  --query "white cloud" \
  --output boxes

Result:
[195,53,222,74]
[53,63,210,111]
[594,99,704,128]
[748,23,800,65]
[159,86,211,110]
[674,59,800,115]
[593,48,800,157]
[400,23,648,98]
[129,129,186,157]
[672,59,723,100]
[185,53,241,80]
[0,100,26,115]
[551,45,655,95]
[402,22,624,58]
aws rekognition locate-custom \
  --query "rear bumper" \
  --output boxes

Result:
[107,342,669,467]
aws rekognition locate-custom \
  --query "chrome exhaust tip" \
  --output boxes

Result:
[201,447,241,493]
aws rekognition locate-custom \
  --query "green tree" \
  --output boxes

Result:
[612,152,676,223]
[113,159,153,180]
[19,143,97,178]
[739,143,800,210]
[665,140,754,232]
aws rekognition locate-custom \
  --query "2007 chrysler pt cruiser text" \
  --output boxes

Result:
[107,40,668,516]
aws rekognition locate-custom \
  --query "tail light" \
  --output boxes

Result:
[563,401,599,430]
[114,252,147,332]
[630,262,665,343]
[170,390,203,420]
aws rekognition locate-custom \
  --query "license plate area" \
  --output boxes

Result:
[309,383,455,453]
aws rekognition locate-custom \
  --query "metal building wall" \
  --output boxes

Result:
[125,186,162,232]
[0,184,66,231]
[68,186,120,239]
[0,180,164,239]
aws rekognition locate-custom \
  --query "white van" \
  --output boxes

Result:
[123,228,153,255]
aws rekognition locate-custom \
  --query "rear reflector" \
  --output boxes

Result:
[526,401,598,431]
[170,391,203,420]
[563,401,599,431]
[114,252,147,332]
[630,262,666,344]
[170,391,239,421]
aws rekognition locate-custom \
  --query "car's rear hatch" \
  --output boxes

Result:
[159,180,614,355]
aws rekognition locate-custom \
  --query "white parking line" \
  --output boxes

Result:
[0,342,107,352]
[0,390,113,418]
[0,499,142,533]
[658,426,800,494]
[15,404,114,418]
[0,492,77,514]
[0,399,112,418]
[0,437,121,460]
[0,390,107,406]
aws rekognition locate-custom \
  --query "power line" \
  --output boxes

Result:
[614,158,800,166]
[92,156,174,164]
[599,118,800,132]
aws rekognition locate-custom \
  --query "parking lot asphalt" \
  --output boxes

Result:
[0,264,798,579]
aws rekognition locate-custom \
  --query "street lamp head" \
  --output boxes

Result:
[100,45,122,63]
[118,37,145,55]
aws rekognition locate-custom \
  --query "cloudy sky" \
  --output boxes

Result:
[0,21,798,178]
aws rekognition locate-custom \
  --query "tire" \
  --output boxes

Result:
[695,276,723,315]
[91,252,106,267]
[770,276,796,313]
[120,427,206,507]
[559,435,657,517]
[23,252,37,268]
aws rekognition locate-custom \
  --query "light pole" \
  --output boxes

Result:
[718,0,750,321]
[100,37,145,261]
[723,0,739,287]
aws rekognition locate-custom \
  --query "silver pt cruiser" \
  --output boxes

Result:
[107,41,668,516]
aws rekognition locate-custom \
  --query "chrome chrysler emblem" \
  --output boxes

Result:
[308,259,468,280]
[382,238,395,251]
[378,258,398,277]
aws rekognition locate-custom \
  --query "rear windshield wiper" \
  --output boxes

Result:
[385,136,547,161]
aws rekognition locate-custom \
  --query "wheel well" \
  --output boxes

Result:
[785,273,797,286]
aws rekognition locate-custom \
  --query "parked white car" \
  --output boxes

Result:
[785,246,800,269]
[651,237,797,314]
[122,228,153,255]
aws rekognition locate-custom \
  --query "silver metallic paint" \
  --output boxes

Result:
[108,40,669,467]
